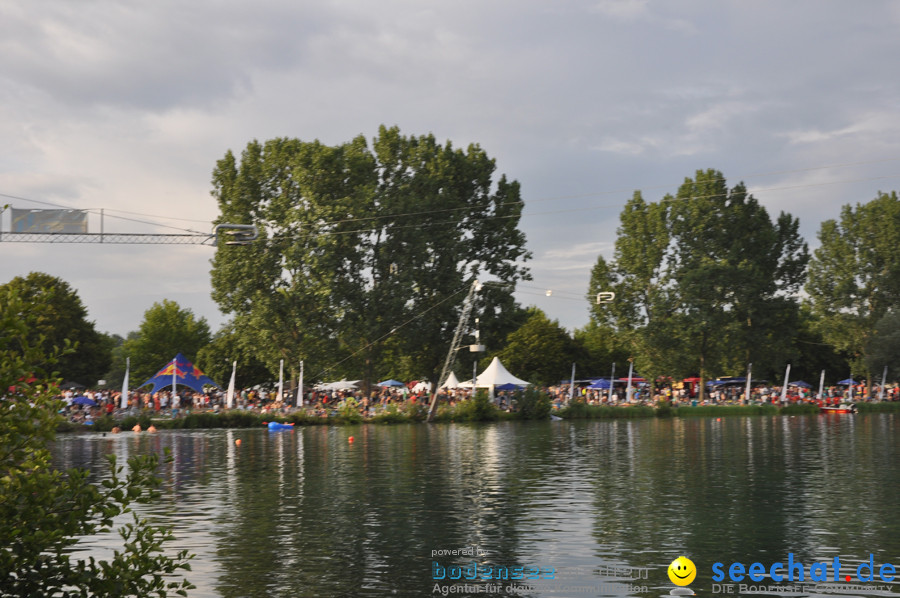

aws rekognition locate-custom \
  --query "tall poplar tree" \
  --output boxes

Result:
[209,126,529,387]
[806,191,900,387]
[588,170,809,397]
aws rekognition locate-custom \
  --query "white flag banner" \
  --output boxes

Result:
[297,360,304,407]
[226,361,236,409]
[780,364,791,402]
[120,357,130,409]
[277,359,284,403]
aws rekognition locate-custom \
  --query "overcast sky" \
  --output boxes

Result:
[2,0,899,340]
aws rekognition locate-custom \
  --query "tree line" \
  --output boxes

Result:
[3,130,899,396]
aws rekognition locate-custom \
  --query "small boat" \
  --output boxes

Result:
[820,403,857,414]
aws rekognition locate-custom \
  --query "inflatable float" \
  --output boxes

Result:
[267,421,295,431]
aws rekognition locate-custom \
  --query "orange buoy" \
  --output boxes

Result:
[348,436,355,443]
[235,439,242,446]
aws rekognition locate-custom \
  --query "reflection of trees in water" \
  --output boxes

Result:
[586,416,900,593]
[211,424,548,597]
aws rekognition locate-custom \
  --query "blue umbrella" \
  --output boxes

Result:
[71,395,97,406]
[377,379,405,387]
[789,380,812,388]
[496,383,523,391]
[837,378,856,385]
[586,379,611,390]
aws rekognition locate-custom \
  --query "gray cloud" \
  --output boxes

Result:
[2,0,899,334]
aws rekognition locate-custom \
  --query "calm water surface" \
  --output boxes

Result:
[52,415,900,597]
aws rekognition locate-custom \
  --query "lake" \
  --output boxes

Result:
[52,414,900,597]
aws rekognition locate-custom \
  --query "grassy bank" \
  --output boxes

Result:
[60,398,898,432]
[856,401,900,413]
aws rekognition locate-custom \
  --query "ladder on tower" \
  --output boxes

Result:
[426,280,482,421]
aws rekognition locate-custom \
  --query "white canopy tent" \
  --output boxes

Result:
[411,381,432,393]
[475,357,530,391]
[314,379,361,391]
[439,372,460,389]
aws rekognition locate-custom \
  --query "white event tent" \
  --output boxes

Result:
[440,371,461,389]
[475,357,530,396]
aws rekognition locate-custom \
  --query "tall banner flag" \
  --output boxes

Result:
[568,363,575,404]
[121,357,130,409]
[780,364,791,403]
[818,370,826,400]
[625,361,634,402]
[608,362,616,402]
[277,359,284,403]
[745,363,752,405]
[139,353,219,394]
[297,360,304,407]
[226,361,236,409]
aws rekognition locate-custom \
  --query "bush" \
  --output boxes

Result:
[656,399,674,418]
[0,285,193,596]
[335,398,364,424]
[517,388,552,420]
[370,403,407,424]
[451,390,500,422]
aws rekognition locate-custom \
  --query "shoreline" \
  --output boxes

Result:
[57,400,900,433]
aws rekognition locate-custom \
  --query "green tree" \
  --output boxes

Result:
[196,322,270,390]
[865,310,900,380]
[572,320,632,379]
[123,300,212,384]
[589,170,809,398]
[789,306,850,385]
[806,191,900,388]
[0,272,113,385]
[0,286,193,597]
[210,126,530,389]
[491,308,577,386]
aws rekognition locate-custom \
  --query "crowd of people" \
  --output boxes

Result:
[548,380,900,407]
[55,378,899,425]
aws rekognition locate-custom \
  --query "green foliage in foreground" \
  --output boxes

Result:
[0,287,194,597]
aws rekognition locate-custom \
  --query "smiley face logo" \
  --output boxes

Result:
[667,556,696,586]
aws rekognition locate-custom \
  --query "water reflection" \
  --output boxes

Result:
[51,414,900,597]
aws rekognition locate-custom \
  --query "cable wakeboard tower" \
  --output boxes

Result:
[426,279,489,422]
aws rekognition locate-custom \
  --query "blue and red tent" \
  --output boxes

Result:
[139,353,219,394]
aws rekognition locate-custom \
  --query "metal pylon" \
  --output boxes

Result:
[427,279,480,421]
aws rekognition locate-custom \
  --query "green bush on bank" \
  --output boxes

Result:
[451,390,501,422]
[516,388,552,420]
